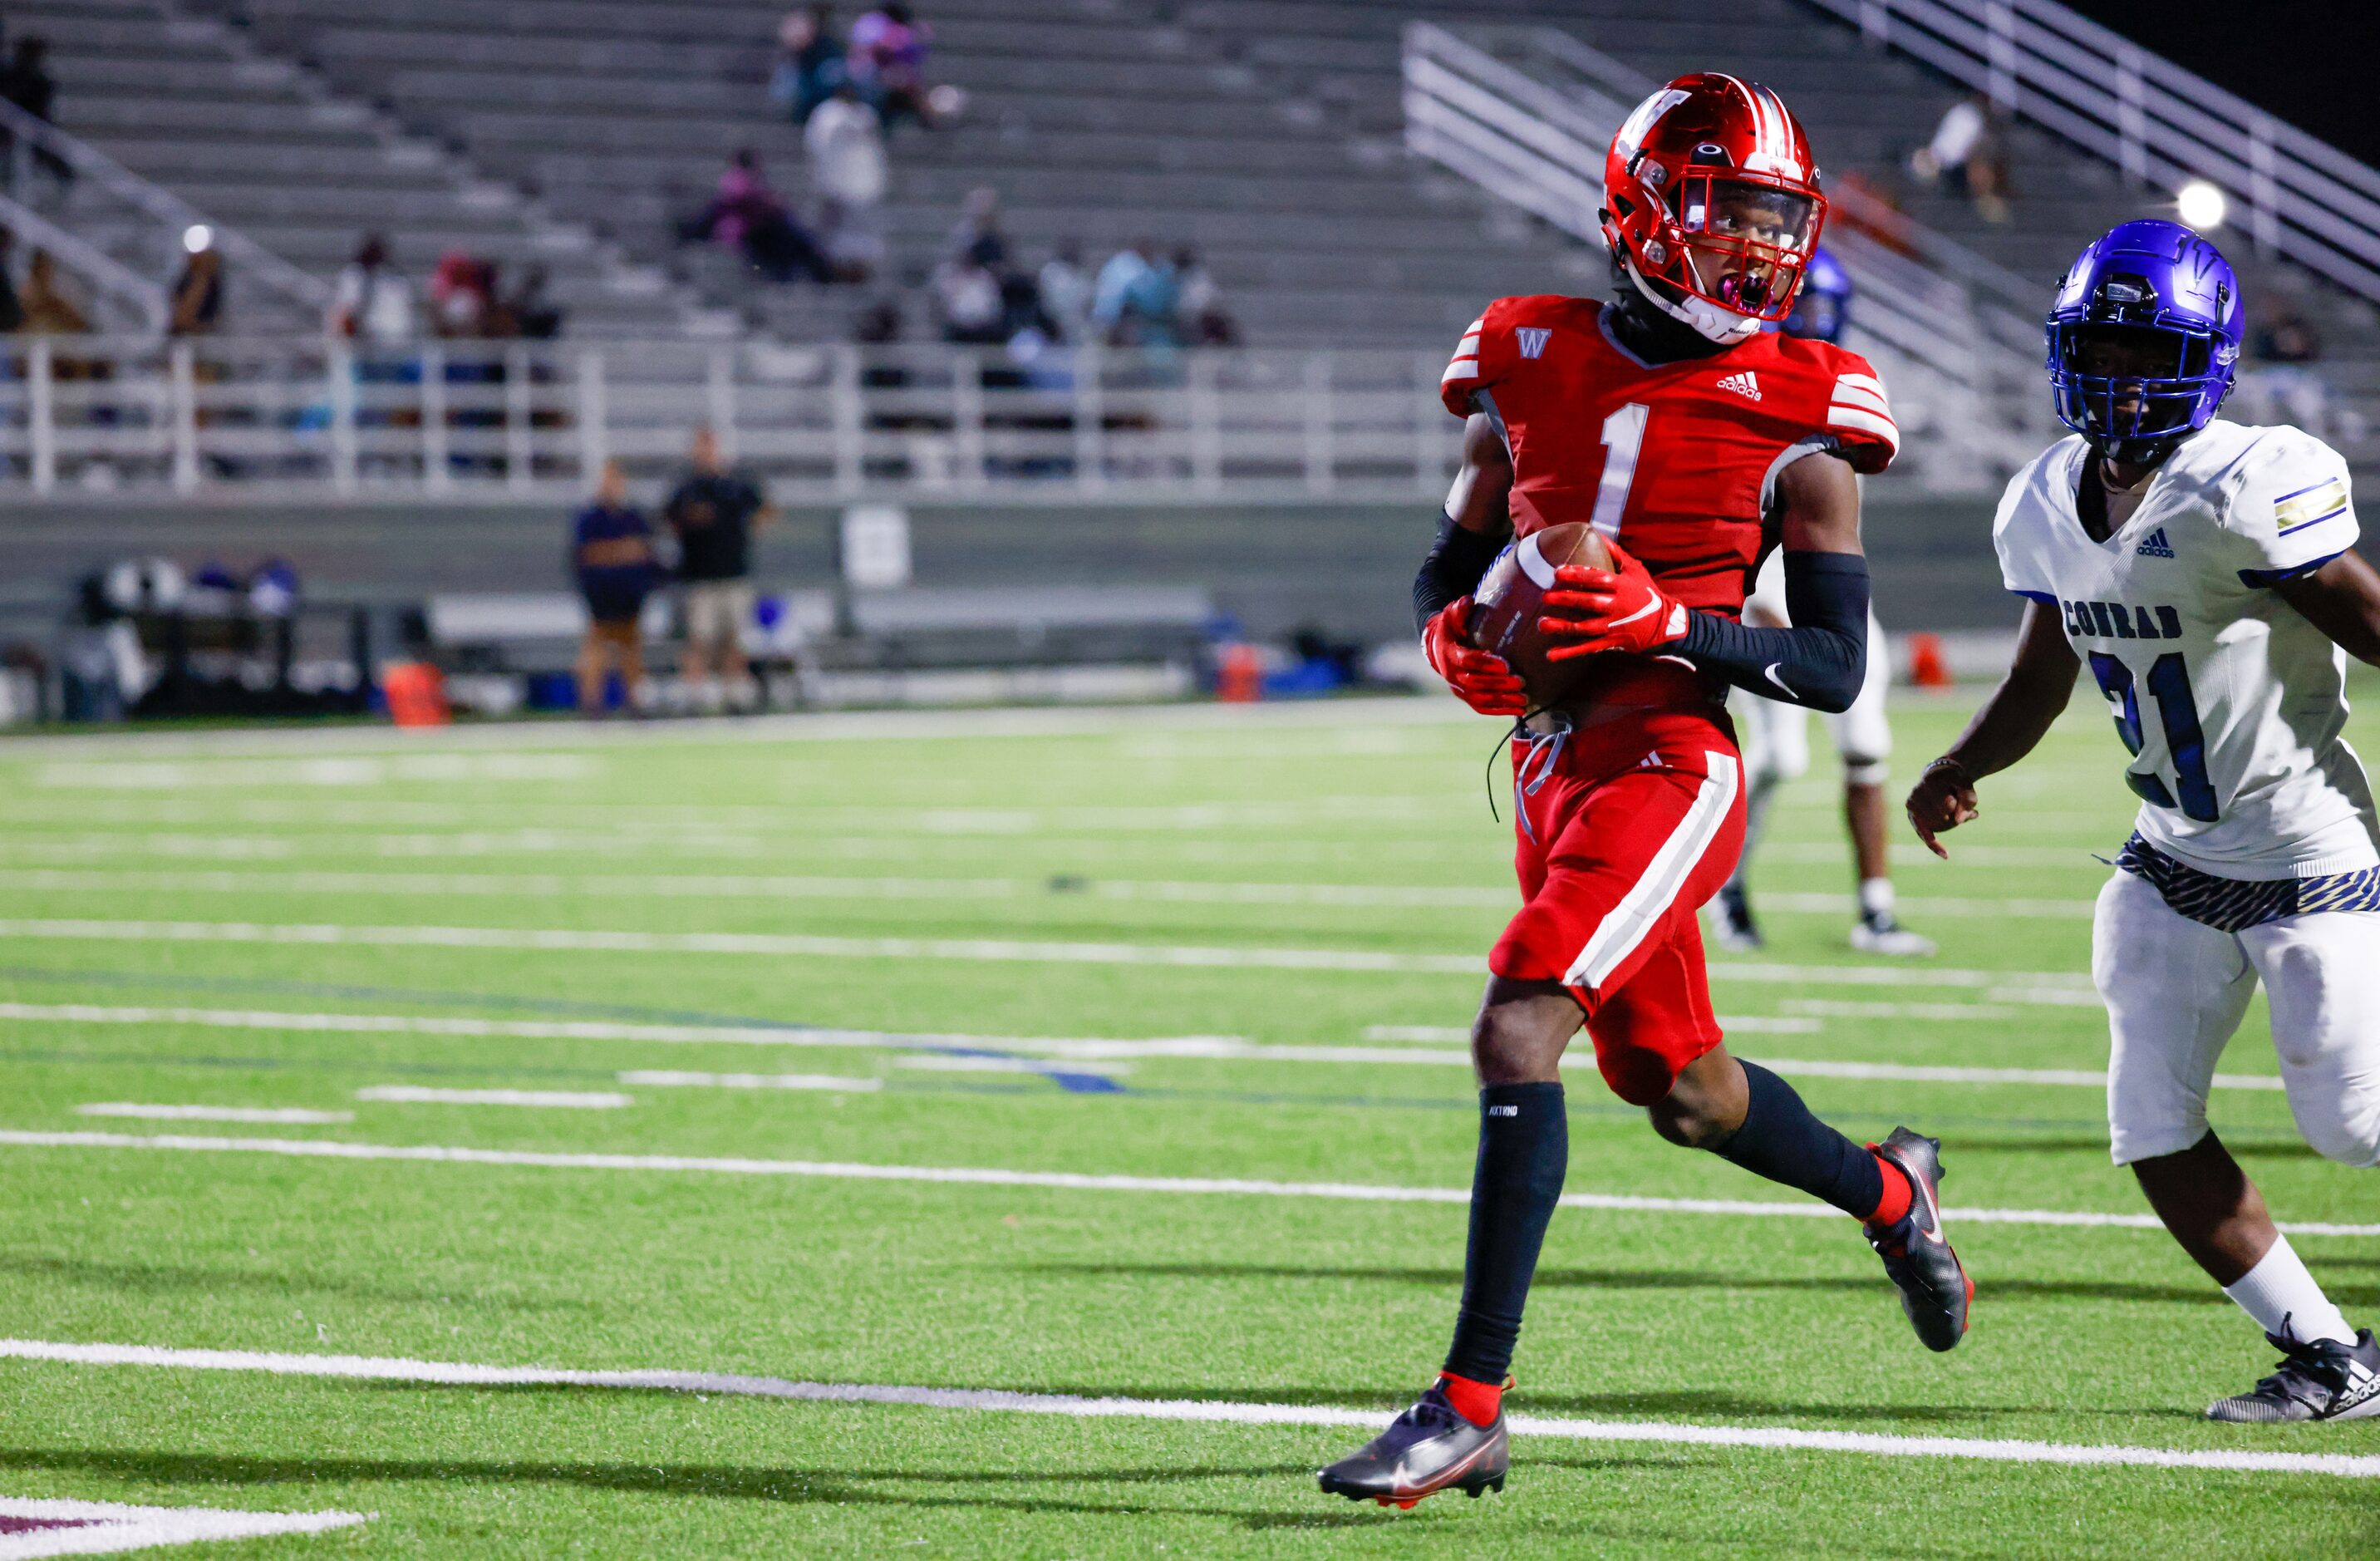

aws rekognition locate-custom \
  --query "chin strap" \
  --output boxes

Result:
[1621,256,1764,347]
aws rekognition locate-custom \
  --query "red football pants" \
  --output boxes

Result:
[1489,712,1748,1106]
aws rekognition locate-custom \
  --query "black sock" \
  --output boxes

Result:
[1709,1061,1885,1219]
[1443,1081,1567,1385]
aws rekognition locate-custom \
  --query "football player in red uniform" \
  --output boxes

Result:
[1320,76,1972,1508]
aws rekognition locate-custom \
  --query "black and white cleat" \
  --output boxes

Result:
[2208,1328,2380,1423]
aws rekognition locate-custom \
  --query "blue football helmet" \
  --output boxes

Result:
[2045,218,2241,464]
[1782,246,1851,343]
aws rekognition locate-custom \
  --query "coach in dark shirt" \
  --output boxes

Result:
[663,426,772,707]
[571,459,662,715]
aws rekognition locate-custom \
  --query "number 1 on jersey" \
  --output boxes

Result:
[1588,403,1649,539]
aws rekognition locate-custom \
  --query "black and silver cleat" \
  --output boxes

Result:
[1866,1125,1972,1352]
[1317,1383,1509,1509]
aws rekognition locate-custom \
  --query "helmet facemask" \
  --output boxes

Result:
[1623,170,1822,344]
[2048,319,2234,465]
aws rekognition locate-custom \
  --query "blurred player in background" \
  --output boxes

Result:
[1716,247,1936,956]
[1320,76,1971,1510]
[1909,220,2380,1422]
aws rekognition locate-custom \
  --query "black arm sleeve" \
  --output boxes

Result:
[1675,550,1871,712]
[1413,512,1508,637]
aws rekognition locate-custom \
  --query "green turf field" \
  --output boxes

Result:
[2,689,2377,1558]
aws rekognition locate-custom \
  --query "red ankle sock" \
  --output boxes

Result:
[1866,1149,1913,1227]
[1438,1371,1503,1428]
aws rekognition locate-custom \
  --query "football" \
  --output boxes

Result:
[1467,521,1615,707]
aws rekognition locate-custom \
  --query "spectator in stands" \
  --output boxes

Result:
[2,37,66,190]
[1173,246,1237,346]
[18,250,86,334]
[430,249,498,337]
[1036,241,1089,342]
[848,3,932,130]
[331,235,416,344]
[805,81,887,282]
[169,234,224,337]
[2236,298,2360,442]
[506,264,565,339]
[571,458,662,716]
[932,251,1006,344]
[663,426,772,709]
[947,186,1007,271]
[770,5,846,126]
[1091,239,1178,347]
[695,150,835,284]
[1908,91,2010,224]
[0,236,24,335]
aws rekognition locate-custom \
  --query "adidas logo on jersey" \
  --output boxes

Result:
[1516,327,1551,360]
[2137,527,2176,559]
[1715,370,1762,401]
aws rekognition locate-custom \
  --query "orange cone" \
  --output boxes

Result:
[1908,633,1951,690]
[382,662,451,727]
[1217,643,1263,703]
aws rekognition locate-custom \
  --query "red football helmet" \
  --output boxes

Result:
[1599,74,1828,345]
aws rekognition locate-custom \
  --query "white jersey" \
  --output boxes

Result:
[1994,420,2378,879]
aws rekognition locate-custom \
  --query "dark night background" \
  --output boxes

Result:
[2064,2,2380,165]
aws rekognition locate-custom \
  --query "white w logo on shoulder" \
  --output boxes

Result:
[1516,327,1551,360]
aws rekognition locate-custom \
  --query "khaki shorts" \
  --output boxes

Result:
[681,580,755,648]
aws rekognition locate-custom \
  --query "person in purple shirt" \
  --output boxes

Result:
[571,459,663,714]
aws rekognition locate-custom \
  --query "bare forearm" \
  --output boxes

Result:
[1941,665,2073,779]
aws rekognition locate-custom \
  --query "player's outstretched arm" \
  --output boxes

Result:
[1538,450,1870,712]
[1905,601,2078,858]
[1414,413,1526,716]
[2274,549,2380,665]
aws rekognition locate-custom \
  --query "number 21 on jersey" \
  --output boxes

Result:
[1588,404,1648,539]
[2090,651,2220,822]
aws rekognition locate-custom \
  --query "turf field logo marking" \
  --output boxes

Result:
[6,1340,2378,1481]
[0,1495,369,1555]
[3,1130,2369,1237]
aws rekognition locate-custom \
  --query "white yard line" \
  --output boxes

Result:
[617,1071,883,1093]
[893,1056,1132,1077]
[0,1495,368,1559]
[353,1087,632,1110]
[0,1339,2372,1480]
[2,1130,2368,1236]
[1366,1017,1821,1041]
[0,920,2103,997]
[73,1104,355,1125]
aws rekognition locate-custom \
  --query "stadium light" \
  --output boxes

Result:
[182,224,214,254]
[2175,180,2227,232]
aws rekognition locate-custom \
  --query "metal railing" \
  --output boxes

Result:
[0,190,168,333]
[0,96,328,330]
[0,335,1481,501]
[1402,21,2053,487]
[1807,0,2380,301]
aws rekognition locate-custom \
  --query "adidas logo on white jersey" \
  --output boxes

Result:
[1516,327,1551,360]
[1716,370,1762,401]
[2137,527,2176,559]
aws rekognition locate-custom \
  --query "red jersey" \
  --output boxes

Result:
[1441,295,1897,618]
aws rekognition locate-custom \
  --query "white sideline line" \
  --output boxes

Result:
[893,1056,1132,1077]
[0,1495,370,1558]
[1749,891,2098,919]
[0,1001,1231,1058]
[73,1103,355,1125]
[2,1339,2373,1481]
[1366,1017,1822,1041]
[0,866,1520,912]
[6,999,2253,1088]
[0,919,2102,995]
[4,1130,2372,1236]
[353,1087,632,1110]
[617,1071,883,1093]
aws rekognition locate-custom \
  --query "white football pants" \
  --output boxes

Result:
[2094,869,2380,1169]
[1736,608,1893,788]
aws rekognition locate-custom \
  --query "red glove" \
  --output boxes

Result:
[1421,597,1528,716]
[1537,543,1691,662]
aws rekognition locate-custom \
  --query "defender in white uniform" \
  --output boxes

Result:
[1910,220,2380,1423]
